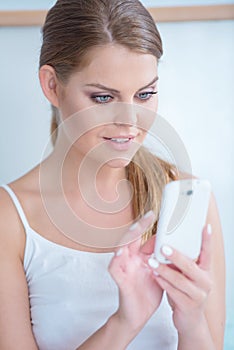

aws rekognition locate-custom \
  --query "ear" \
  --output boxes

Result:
[39,65,61,107]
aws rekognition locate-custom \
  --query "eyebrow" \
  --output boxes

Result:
[84,76,159,94]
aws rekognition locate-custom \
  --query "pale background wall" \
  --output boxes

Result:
[0,1,233,348]
[1,0,234,9]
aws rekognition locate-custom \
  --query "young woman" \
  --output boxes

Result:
[0,0,225,349]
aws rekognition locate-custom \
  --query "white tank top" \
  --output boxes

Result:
[1,184,178,350]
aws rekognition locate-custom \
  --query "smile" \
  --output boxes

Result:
[103,136,137,151]
[105,138,130,143]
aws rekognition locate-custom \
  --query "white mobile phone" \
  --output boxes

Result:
[154,179,211,264]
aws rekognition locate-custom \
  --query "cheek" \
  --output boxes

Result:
[65,115,103,148]
[63,122,96,147]
[59,92,92,119]
[150,94,158,111]
[136,105,157,133]
[138,130,147,143]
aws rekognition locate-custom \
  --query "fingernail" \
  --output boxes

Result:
[143,210,154,219]
[207,224,212,235]
[116,248,123,256]
[129,222,139,231]
[162,245,173,256]
[148,256,159,269]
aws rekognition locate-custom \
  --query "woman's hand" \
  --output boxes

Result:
[108,211,163,337]
[148,225,213,337]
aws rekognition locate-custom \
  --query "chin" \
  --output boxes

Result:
[106,158,131,168]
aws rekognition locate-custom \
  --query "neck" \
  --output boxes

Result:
[45,138,130,203]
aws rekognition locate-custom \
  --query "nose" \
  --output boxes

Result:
[113,103,137,126]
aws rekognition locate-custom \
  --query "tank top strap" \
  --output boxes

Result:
[1,184,30,232]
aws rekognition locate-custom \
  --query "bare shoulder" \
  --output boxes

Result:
[206,190,224,265]
[0,186,26,261]
[0,165,41,259]
[206,191,222,226]
[204,191,225,348]
[0,186,38,349]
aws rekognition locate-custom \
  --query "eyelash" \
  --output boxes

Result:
[91,91,158,104]
[138,91,158,100]
[91,95,114,104]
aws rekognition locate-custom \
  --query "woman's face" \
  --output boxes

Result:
[56,44,158,167]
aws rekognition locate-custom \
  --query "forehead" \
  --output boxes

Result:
[71,44,158,90]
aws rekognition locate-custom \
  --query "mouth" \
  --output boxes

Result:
[103,136,136,144]
[102,135,138,151]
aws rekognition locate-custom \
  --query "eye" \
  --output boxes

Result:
[91,95,114,104]
[137,91,158,101]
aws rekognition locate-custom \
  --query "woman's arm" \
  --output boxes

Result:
[0,189,39,350]
[149,193,225,350]
[203,193,225,348]
[76,313,136,350]
[76,211,164,349]
[180,193,225,349]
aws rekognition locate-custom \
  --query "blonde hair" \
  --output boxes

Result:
[41,0,178,241]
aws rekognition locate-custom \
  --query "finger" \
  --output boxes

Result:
[152,263,203,301]
[197,224,212,271]
[108,246,129,284]
[116,210,156,254]
[159,245,200,279]
[154,270,210,312]
[156,245,210,291]
[154,274,192,307]
[109,243,143,287]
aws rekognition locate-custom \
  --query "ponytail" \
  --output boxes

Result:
[128,148,178,242]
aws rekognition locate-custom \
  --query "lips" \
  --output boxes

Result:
[103,137,131,144]
[102,135,137,150]
[103,135,136,142]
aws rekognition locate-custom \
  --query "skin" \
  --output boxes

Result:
[0,44,225,349]
[41,44,159,186]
